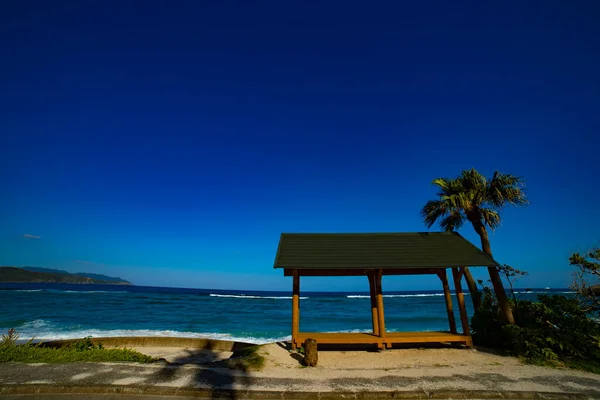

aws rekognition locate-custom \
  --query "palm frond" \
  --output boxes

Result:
[421,200,448,229]
[422,168,528,233]
[440,210,465,232]
[458,168,487,206]
[487,172,529,208]
[432,177,453,195]
[440,184,476,213]
[479,207,502,230]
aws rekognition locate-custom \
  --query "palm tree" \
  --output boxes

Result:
[421,168,529,325]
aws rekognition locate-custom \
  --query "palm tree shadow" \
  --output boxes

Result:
[152,340,254,400]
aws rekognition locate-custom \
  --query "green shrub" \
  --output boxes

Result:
[0,330,154,363]
[471,293,600,372]
[227,345,265,371]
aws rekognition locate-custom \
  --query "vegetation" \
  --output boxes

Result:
[0,329,154,363]
[0,266,130,285]
[497,264,528,302]
[227,345,265,371]
[570,246,600,317]
[22,266,131,284]
[421,168,529,324]
[471,261,600,373]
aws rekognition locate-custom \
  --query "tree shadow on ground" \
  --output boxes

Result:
[152,340,255,400]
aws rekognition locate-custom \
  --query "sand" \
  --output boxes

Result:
[117,341,600,394]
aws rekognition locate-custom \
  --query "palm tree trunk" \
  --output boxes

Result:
[471,221,516,325]
[462,267,482,311]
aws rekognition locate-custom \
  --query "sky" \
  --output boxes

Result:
[1,1,599,292]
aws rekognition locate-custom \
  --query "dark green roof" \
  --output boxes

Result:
[274,232,500,270]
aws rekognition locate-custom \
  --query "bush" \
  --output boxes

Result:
[471,294,600,373]
[0,329,155,363]
[570,247,600,318]
[227,345,265,371]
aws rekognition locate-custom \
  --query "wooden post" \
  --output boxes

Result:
[438,269,457,334]
[375,269,386,349]
[304,338,318,367]
[452,267,472,346]
[291,270,300,350]
[368,271,380,336]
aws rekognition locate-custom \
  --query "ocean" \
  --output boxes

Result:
[0,283,574,344]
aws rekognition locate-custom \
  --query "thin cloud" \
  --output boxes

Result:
[23,234,41,239]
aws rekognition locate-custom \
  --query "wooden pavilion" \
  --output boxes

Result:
[273,232,502,350]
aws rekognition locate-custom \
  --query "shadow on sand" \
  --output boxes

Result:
[152,341,255,400]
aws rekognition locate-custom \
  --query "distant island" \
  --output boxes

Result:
[0,266,132,285]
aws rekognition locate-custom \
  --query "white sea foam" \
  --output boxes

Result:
[347,293,446,299]
[15,319,289,345]
[7,289,43,292]
[323,328,372,333]
[209,293,308,300]
[513,291,575,294]
[21,319,51,329]
[322,328,443,333]
[14,319,449,344]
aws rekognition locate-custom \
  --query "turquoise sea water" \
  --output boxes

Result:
[0,283,574,344]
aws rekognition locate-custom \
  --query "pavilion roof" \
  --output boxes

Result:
[274,232,500,271]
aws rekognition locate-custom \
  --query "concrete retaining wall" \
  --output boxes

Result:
[39,336,254,351]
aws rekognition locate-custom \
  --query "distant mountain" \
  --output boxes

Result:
[0,267,132,285]
[74,272,129,283]
[21,266,71,275]
[22,267,131,284]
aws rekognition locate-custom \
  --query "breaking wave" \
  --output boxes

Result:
[14,319,288,345]
[347,293,446,299]
[209,293,308,300]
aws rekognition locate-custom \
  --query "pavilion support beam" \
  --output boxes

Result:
[452,267,473,347]
[368,271,379,336]
[291,270,300,350]
[375,269,387,349]
[438,269,457,334]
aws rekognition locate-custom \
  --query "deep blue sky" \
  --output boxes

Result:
[1,1,598,291]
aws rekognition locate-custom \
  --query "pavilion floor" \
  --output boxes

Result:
[293,331,472,350]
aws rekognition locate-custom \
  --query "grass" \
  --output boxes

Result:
[0,329,155,363]
[227,345,266,371]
